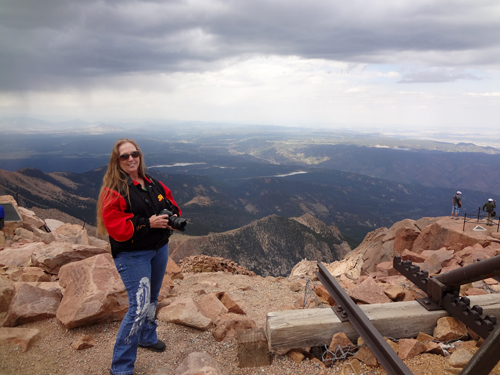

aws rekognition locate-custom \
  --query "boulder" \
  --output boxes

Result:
[401,249,428,263]
[174,352,223,375]
[14,227,41,242]
[288,259,318,280]
[31,241,109,275]
[420,248,454,263]
[393,227,421,256]
[3,282,62,327]
[412,219,491,254]
[0,277,14,312]
[0,242,45,268]
[56,253,127,329]
[53,224,91,245]
[198,293,228,322]
[157,297,212,330]
[212,314,257,342]
[31,227,56,244]
[19,267,51,282]
[17,207,45,229]
[89,236,110,250]
[0,327,41,352]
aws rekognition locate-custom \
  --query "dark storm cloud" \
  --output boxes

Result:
[1,0,499,90]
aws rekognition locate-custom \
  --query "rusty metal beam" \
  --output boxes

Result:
[316,262,413,375]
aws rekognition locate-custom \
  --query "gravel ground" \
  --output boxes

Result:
[1,271,497,375]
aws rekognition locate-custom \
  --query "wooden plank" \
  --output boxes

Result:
[266,294,500,350]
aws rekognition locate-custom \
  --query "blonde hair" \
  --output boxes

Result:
[96,138,147,236]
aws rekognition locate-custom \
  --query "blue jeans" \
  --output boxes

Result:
[110,244,169,375]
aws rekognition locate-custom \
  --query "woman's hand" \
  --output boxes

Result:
[149,214,179,230]
[149,214,170,229]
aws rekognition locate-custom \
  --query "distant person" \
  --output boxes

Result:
[0,205,4,230]
[482,198,496,226]
[451,191,462,220]
[96,138,182,375]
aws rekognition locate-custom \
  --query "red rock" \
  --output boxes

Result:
[0,242,43,268]
[0,327,41,352]
[398,339,426,360]
[216,291,246,314]
[166,258,183,280]
[375,261,400,277]
[412,220,490,254]
[3,282,62,327]
[420,248,454,263]
[212,313,257,341]
[465,288,487,296]
[70,334,96,350]
[401,249,428,263]
[287,350,305,363]
[383,285,405,301]
[484,278,499,285]
[174,352,222,375]
[19,267,51,282]
[449,348,473,368]
[56,254,127,329]
[348,277,392,304]
[31,241,108,275]
[198,293,228,321]
[314,285,335,305]
[393,227,420,256]
[0,277,14,313]
[353,345,377,367]
[415,254,442,275]
[158,274,175,301]
[157,297,212,330]
[434,317,468,342]
[53,224,91,245]
[325,332,355,364]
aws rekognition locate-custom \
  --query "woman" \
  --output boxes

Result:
[97,138,181,375]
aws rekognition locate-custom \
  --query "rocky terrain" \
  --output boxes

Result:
[2,193,500,374]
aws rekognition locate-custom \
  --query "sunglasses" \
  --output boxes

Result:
[118,151,141,161]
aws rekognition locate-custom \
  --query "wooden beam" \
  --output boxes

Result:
[266,294,500,350]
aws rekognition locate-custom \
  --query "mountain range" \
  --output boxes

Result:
[1,121,499,246]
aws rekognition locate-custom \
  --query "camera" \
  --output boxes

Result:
[158,209,187,232]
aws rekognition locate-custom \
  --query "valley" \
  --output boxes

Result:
[1,121,499,246]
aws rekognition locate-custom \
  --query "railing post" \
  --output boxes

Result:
[477,206,481,221]
[463,213,467,231]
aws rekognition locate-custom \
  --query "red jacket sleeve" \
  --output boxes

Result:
[101,188,135,241]
[159,181,182,216]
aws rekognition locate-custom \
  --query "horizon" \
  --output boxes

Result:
[1,1,499,132]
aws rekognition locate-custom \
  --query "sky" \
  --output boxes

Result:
[1,0,499,132]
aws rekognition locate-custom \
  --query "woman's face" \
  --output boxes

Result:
[118,142,141,176]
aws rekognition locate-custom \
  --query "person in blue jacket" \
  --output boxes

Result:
[0,205,5,230]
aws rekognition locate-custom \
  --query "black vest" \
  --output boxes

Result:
[109,175,177,257]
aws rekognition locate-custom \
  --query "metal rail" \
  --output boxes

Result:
[316,262,413,375]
